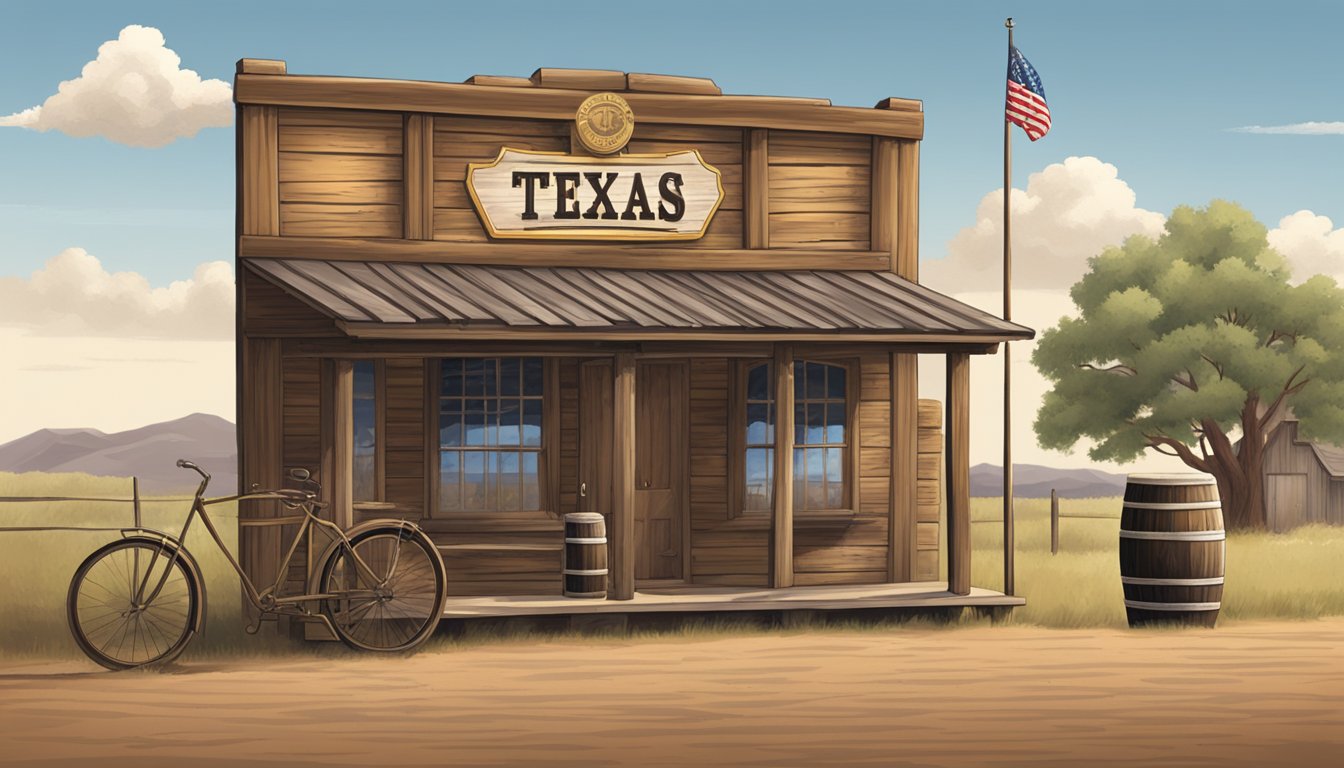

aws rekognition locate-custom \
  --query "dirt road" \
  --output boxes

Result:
[1,620,1340,767]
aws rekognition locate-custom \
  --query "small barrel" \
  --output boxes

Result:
[563,512,608,599]
[1120,473,1224,627]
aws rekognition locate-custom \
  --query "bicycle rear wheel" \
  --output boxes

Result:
[67,538,201,670]
[319,525,446,652]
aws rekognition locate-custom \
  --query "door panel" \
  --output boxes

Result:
[579,361,614,518]
[635,361,688,581]
[1267,473,1307,532]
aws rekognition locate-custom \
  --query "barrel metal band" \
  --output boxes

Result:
[1121,576,1225,586]
[562,568,609,576]
[1119,529,1225,541]
[564,590,607,598]
[1124,599,1221,611]
[564,537,608,544]
[1122,501,1223,510]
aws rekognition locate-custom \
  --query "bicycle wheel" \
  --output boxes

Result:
[319,525,446,652]
[67,538,201,670]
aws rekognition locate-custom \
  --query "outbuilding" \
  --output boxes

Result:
[232,60,1033,632]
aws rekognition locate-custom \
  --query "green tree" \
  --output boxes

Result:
[1033,201,1344,529]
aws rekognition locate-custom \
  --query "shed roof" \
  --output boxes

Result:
[245,258,1033,344]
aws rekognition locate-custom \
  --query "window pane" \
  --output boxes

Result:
[744,447,773,512]
[522,453,540,510]
[746,403,772,446]
[499,358,521,397]
[747,363,770,401]
[498,451,521,510]
[825,447,844,508]
[805,362,827,399]
[825,402,846,445]
[498,400,521,445]
[441,358,463,396]
[439,399,463,447]
[805,448,826,509]
[795,401,806,444]
[464,358,487,397]
[353,361,376,399]
[793,447,806,506]
[805,402,826,445]
[523,358,545,396]
[522,399,543,447]
[827,365,846,399]
[465,399,486,446]
[438,452,461,513]
[463,451,487,510]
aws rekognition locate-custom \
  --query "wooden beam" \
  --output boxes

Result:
[330,359,355,530]
[874,97,922,112]
[239,337,283,625]
[945,352,971,596]
[531,68,626,90]
[889,351,918,582]
[463,74,533,88]
[871,137,897,259]
[895,140,920,280]
[234,74,925,140]
[610,352,637,600]
[239,106,279,236]
[403,114,433,240]
[771,344,795,589]
[626,72,721,96]
[744,129,769,249]
[239,235,891,272]
[335,321,1026,346]
[236,58,286,75]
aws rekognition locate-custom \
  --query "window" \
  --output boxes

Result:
[739,360,851,514]
[437,357,545,514]
[352,360,378,502]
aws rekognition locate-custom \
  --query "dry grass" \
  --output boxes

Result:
[968,496,1344,627]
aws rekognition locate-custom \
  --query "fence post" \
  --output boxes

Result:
[132,476,142,529]
[1050,488,1059,555]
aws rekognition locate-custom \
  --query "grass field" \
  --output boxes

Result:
[3,472,1344,662]
[968,496,1344,627]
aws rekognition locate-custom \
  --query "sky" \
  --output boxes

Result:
[2,0,1343,474]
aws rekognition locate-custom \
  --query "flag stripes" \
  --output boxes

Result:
[1006,46,1050,141]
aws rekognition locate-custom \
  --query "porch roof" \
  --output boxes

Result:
[245,258,1034,344]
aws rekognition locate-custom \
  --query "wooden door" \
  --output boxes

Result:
[1267,473,1307,532]
[635,361,689,582]
[578,361,614,519]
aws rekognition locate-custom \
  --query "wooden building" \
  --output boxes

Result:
[232,60,1033,629]
[1261,418,1344,531]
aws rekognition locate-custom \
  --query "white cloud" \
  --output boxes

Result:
[0,248,234,339]
[921,156,1166,293]
[1231,122,1344,135]
[0,25,231,147]
[1267,210,1344,283]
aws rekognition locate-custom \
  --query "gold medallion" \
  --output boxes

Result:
[575,92,635,155]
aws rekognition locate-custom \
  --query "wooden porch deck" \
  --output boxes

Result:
[440,581,1023,619]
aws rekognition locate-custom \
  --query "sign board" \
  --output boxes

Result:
[466,148,724,241]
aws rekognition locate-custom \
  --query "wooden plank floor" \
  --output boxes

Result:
[441,581,1024,618]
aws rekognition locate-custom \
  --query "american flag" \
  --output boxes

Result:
[1006,46,1050,141]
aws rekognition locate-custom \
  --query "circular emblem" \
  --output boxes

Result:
[575,92,635,155]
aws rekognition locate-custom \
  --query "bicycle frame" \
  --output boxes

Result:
[126,471,405,636]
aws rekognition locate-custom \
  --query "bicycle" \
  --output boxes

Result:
[66,459,447,670]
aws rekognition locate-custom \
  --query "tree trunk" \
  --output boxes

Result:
[1199,425,1268,531]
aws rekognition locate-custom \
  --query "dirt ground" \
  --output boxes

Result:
[0,619,1340,768]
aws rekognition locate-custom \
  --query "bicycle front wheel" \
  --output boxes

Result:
[319,525,446,652]
[67,538,201,670]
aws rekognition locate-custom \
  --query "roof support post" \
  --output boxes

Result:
[889,350,918,582]
[771,344,795,589]
[945,352,971,596]
[327,359,355,531]
[610,352,636,600]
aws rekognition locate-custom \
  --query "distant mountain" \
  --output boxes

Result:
[0,414,237,493]
[970,463,1127,498]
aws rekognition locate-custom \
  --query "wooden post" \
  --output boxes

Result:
[889,351,917,581]
[132,476,141,530]
[403,114,434,240]
[330,359,355,531]
[610,352,636,600]
[895,141,919,280]
[771,344,795,588]
[744,129,769,248]
[945,353,971,596]
[1051,488,1060,555]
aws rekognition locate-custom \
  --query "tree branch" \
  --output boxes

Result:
[1079,363,1137,376]
[1143,432,1212,473]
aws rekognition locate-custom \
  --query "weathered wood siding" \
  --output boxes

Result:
[916,399,942,581]
[277,109,404,238]
[1261,422,1344,530]
[626,124,744,247]
[241,269,338,337]
[382,359,426,520]
[768,131,871,250]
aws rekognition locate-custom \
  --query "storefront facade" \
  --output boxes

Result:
[232,60,1031,625]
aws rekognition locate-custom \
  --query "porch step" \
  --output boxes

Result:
[438,543,563,553]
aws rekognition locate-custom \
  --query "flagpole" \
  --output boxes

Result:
[1002,17,1016,598]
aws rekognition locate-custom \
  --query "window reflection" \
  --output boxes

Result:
[353,361,377,502]
[743,360,848,513]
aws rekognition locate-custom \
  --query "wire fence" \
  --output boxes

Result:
[0,477,194,533]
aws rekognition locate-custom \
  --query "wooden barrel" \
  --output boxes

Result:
[563,513,608,599]
[1120,473,1224,627]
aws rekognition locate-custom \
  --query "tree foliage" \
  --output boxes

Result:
[1033,201,1344,527]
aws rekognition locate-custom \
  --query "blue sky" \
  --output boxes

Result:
[3,0,1343,284]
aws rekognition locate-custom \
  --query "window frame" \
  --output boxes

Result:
[729,356,860,519]
[425,356,560,521]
